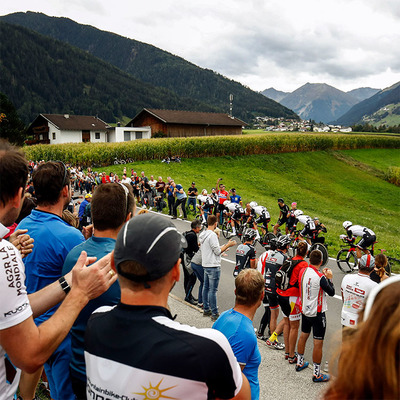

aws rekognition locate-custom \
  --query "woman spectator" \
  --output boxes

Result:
[370,253,390,283]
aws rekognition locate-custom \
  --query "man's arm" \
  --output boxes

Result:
[218,373,250,400]
[0,251,116,373]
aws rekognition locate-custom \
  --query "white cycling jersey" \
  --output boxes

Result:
[341,273,377,327]
[226,202,241,212]
[253,206,270,218]
[297,215,311,226]
[347,225,375,237]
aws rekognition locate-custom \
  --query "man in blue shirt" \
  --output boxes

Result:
[62,182,135,399]
[171,180,187,220]
[230,188,243,206]
[18,161,85,400]
[213,269,264,400]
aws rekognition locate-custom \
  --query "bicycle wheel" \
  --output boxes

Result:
[310,243,329,267]
[262,232,276,250]
[222,221,233,239]
[336,249,357,273]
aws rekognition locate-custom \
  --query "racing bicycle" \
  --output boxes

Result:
[289,230,329,266]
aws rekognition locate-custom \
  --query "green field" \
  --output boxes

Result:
[340,148,400,171]
[94,149,400,266]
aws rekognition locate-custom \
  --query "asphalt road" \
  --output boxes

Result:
[163,213,345,364]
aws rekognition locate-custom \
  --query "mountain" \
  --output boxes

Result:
[0,12,297,122]
[346,87,380,102]
[277,83,358,123]
[335,82,400,126]
[0,22,219,124]
[261,88,289,103]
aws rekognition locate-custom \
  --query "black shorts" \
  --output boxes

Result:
[217,203,226,213]
[301,312,327,340]
[357,234,376,249]
[265,292,279,309]
[286,217,296,229]
[277,217,287,226]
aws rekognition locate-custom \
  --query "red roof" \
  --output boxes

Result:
[130,109,246,126]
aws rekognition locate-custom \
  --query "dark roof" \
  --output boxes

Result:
[40,114,110,130]
[130,109,246,126]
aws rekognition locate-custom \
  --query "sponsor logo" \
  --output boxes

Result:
[1,245,24,296]
[4,302,29,317]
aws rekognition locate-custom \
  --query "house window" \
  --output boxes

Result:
[52,132,56,140]
[136,132,143,140]
[95,132,100,140]
[124,131,131,141]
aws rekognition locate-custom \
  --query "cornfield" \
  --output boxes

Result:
[23,133,400,166]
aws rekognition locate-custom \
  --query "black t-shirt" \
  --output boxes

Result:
[184,230,199,258]
[279,204,289,220]
[187,187,198,198]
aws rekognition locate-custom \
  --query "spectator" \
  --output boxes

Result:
[215,178,229,225]
[62,183,135,399]
[213,269,264,400]
[18,161,86,399]
[84,213,251,399]
[181,219,202,304]
[166,178,175,216]
[229,188,243,206]
[341,254,377,328]
[370,253,390,283]
[323,276,400,400]
[191,246,204,308]
[296,250,335,382]
[78,193,91,229]
[171,181,187,220]
[187,182,198,213]
[0,141,116,397]
[200,215,236,321]
[148,175,157,207]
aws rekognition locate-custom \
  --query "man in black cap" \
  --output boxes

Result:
[273,198,289,235]
[84,213,250,399]
[187,181,198,214]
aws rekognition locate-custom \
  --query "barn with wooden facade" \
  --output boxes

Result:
[127,109,246,137]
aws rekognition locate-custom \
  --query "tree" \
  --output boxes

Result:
[0,93,26,145]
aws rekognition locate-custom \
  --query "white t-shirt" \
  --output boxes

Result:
[341,273,377,327]
[0,224,33,399]
[121,177,132,184]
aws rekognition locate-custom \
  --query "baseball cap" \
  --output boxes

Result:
[192,181,195,185]
[85,193,92,199]
[114,213,187,283]
[278,198,284,203]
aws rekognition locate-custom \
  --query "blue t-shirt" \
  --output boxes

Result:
[62,235,120,382]
[230,195,242,204]
[18,209,84,323]
[175,184,187,200]
[213,308,261,400]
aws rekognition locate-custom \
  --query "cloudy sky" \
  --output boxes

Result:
[2,0,400,93]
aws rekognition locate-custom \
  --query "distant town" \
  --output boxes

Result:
[251,116,352,133]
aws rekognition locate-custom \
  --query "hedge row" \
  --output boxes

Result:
[23,133,400,166]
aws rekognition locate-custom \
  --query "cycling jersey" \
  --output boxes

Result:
[299,265,335,317]
[230,194,242,204]
[347,225,375,238]
[300,221,325,240]
[296,215,311,226]
[217,190,229,205]
[278,204,289,222]
[341,273,377,327]
[234,243,256,277]
[257,250,286,294]
[286,210,297,229]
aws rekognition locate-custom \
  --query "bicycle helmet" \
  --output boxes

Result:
[294,210,303,218]
[249,201,258,208]
[276,235,291,249]
[223,200,230,206]
[359,254,375,272]
[243,228,257,242]
[343,221,352,229]
[291,202,297,207]
[313,217,319,221]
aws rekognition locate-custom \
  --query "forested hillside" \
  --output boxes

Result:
[1,12,298,122]
[0,22,219,123]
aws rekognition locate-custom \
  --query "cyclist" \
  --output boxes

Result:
[293,210,312,227]
[197,191,213,224]
[341,221,376,260]
[233,229,257,277]
[300,217,327,245]
[244,202,260,240]
[223,200,245,236]
[273,198,290,235]
[257,235,290,350]
[253,205,271,236]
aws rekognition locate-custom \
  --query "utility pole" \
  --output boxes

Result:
[229,94,233,118]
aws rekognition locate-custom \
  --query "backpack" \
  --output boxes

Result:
[275,259,302,291]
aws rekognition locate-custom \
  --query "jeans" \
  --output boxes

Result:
[191,262,204,304]
[174,197,187,218]
[187,197,197,213]
[202,266,221,316]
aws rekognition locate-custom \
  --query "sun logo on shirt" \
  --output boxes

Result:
[134,379,177,399]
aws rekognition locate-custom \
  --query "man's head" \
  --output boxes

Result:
[113,214,186,289]
[191,219,202,233]
[158,176,163,182]
[191,182,196,187]
[278,198,284,205]
[91,183,135,232]
[231,188,236,194]
[33,161,70,207]
[309,249,323,267]
[359,254,375,274]
[235,269,264,308]
[207,214,217,228]
[0,141,28,225]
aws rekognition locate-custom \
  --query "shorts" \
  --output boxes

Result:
[265,292,279,309]
[301,312,327,340]
[278,295,301,321]
[217,203,226,213]
[277,217,287,227]
[357,234,376,249]
[262,292,270,307]
[286,218,296,229]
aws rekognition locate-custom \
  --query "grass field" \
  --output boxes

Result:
[340,148,400,171]
[94,149,400,266]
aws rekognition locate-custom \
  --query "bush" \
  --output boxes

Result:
[385,167,400,186]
